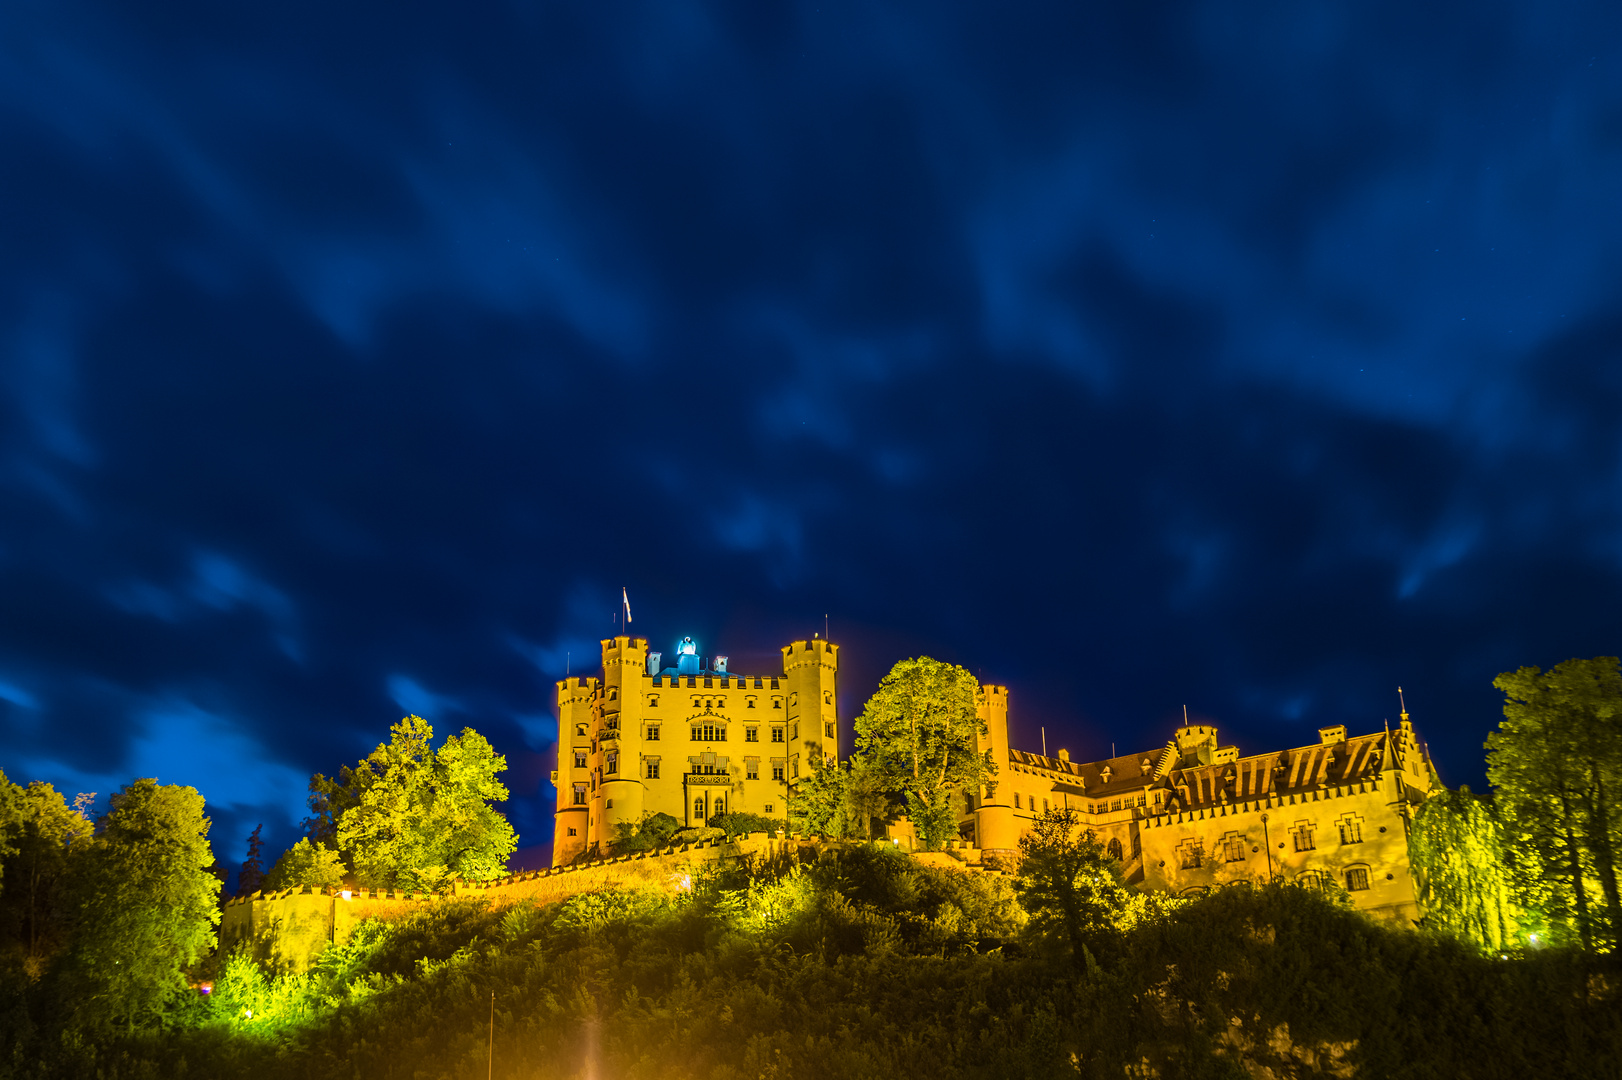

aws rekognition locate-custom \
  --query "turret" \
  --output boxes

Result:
[551,674,598,864]
[975,684,1018,857]
[596,636,650,844]
[780,638,838,786]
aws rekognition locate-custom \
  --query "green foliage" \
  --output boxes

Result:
[790,755,893,840]
[1488,657,1622,951]
[705,811,783,840]
[1409,787,1522,951]
[262,839,346,892]
[61,779,221,1033]
[852,657,996,850]
[1012,806,1150,965]
[0,780,95,978]
[317,715,519,891]
[608,812,682,854]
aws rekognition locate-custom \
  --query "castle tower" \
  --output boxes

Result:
[974,684,1018,857]
[598,636,649,841]
[551,673,598,864]
[780,638,839,786]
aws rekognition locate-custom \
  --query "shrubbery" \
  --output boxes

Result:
[4,839,1619,1079]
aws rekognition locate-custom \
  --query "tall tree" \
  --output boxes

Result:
[0,779,95,977]
[263,837,347,891]
[853,657,996,850]
[1488,658,1622,951]
[237,823,267,896]
[318,715,518,891]
[1407,787,1521,951]
[1011,806,1136,967]
[63,779,221,1032]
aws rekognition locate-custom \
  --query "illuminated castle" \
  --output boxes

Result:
[550,634,838,865]
[960,686,1432,923]
[552,636,1430,923]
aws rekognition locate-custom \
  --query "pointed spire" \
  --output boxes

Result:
[1397,686,1410,724]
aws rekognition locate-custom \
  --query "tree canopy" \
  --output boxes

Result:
[1408,786,1521,951]
[852,656,996,850]
[63,779,221,1032]
[1487,657,1622,951]
[1012,806,1144,965]
[263,838,347,892]
[311,715,517,891]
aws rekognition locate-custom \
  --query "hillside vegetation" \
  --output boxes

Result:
[5,841,1618,1080]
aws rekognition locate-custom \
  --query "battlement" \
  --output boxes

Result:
[781,638,838,670]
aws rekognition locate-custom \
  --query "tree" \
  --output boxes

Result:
[852,657,996,850]
[1408,786,1521,951]
[0,780,94,977]
[1011,806,1137,966]
[1487,658,1622,951]
[263,837,347,891]
[609,812,682,855]
[237,824,267,896]
[318,715,518,891]
[791,755,893,839]
[63,779,221,1032]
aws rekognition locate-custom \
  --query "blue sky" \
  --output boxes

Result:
[3,0,1621,872]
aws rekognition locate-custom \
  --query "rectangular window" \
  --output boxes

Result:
[746,727,759,742]
[605,751,618,774]
[746,762,759,780]
[791,756,800,778]
[1042,799,1049,811]
[1345,868,1370,891]
[572,784,586,805]
[1223,836,1246,863]
[825,721,836,738]
[764,802,774,813]
[691,724,701,741]
[1111,799,1123,811]
[771,727,785,743]
[1014,793,1021,809]
[646,725,660,742]
[567,827,577,836]
[573,750,587,768]
[1293,824,1315,852]
[1338,818,1362,844]
[772,764,785,781]
[789,723,799,740]
[1180,846,1203,870]
[646,760,660,780]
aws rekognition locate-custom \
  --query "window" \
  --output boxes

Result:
[789,723,798,740]
[688,723,726,742]
[746,761,759,780]
[608,688,618,700]
[773,697,783,709]
[771,726,785,743]
[716,697,726,708]
[1111,799,1123,812]
[572,784,586,805]
[1154,791,1163,805]
[1337,816,1363,844]
[1180,845,1203,870]
[573,750,587,769]
[694,798,705,818]
[567,827,577,836]
[1293,823,1316,852]
[646,760,660,779]
[1107,838,1124,861]
[789,692,798,706]
[647,725,660,741]
[605,751,618,774]
[1345,867,1370,892]
[1014,793,1021,809]
[1042,799,1049,811]
[747,696,757,708]
[825,721,836,738]
[1222,834,1247,863]
[606,799,613,809]
[763,802,774,813]
[575,723,588,737]
[772,764,785,781]
[824,690,833,705]
[791,756,800,778]
[648,694,659,707]
[746,726,759,742]
[713,797,726,815]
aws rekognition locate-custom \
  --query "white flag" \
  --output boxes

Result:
[622,587,632,624]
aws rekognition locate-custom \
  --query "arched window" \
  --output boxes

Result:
[1107,838,1124,861]
[694,798,705,818]
[1345,866,1371,891]
[824,690,832,705]
[608,688,618,701]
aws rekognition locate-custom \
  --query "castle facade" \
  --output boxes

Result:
[550,634,837,865]
[553,635,1430,924]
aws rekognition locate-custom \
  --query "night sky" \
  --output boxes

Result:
[4,1,1621,873]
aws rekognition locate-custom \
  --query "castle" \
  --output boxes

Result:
[553,635,1432,924]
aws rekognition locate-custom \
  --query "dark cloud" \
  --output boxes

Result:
[3,0,1621,877]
